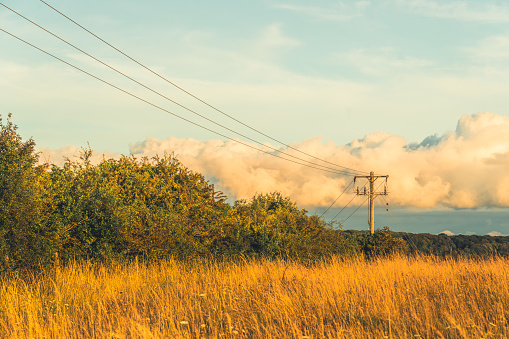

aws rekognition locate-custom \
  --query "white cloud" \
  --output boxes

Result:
[333,48,433,76]
[38,112,509,210]
[276,1,509,23]
[258,24,301,48]
[396,0,509,23]
[465,34,509,65]
[487,231,504,237]
[440,230,454,236]
[38,146,120,166]
[247,24,302,62]
[273,2,370,21]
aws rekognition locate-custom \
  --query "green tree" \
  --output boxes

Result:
[227,192,351,260]
[48,151,231,260]
[354,227,408,259]
[0,114,52,270]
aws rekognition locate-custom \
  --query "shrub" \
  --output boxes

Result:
[0,114,409,269]
[0,114,53,270]
[48,151,230,261]
[352,227,408,258]
[226,192,353,260]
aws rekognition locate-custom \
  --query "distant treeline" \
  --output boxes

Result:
[400,232,509,257]
[343,230,509,257]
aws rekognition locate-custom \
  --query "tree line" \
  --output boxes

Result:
[9,113,506,270]
[399,232,509,257]
[341,230,509,257]
[1,114,410,271]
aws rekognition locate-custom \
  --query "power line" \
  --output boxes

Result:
[1,4,359,177]
[39,0,370,176]
[336,179,384,227]
[379,196,404,229]
[0,27,357,176]
[330,181,367,222]
[341,196,369,225]
[320,179,354,217]
[379,195,419,253]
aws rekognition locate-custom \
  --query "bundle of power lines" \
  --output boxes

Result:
[1,1,402,227]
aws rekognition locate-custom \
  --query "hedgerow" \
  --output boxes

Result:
[0,115,404,270]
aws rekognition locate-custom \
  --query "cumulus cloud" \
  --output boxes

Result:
[39,112,509,209]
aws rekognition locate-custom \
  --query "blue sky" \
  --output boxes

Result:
[1,0,509,234]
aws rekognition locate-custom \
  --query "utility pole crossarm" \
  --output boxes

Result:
[354,171,389,234]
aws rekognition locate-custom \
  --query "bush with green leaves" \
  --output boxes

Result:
[350,227,408,259]
[0,114,409,269]
[0,114,53,270]
[226,192,356,260]
[48,150,230,261]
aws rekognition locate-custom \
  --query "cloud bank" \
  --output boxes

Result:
[39,112,509,209]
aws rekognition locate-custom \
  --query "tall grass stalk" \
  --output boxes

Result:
[0,256,507,338]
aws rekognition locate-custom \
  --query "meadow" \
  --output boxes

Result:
[0,255,507,338]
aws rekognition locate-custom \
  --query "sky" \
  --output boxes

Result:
[1,0,509,235]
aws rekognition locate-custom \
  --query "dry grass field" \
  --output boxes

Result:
[0,256,507,338]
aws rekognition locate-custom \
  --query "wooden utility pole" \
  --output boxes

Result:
[354,171,389,234]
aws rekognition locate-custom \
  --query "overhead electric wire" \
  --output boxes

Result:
[0,27,360,176]
[379,196,405,231]
[333,179,384,225]
[380,195,419,253]
[1,4,358,177]
[341,196,369,225]
[320,179,354,217]
[39,0,370,176]
[330,181,367,222]
[379,196,407,234]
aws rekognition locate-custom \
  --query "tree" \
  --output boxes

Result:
[48,151,231,260]
[0,114,52,270]
[227,192,348,259]
[355,227,408,258]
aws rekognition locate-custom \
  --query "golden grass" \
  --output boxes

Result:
[0,256,508,338]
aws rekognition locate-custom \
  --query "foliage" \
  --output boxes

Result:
[0,114,53,270]
[393,232,509,257]
[226,193,355,260]
[0,114,408,269]
[344,227,408,259]
[48,150,230,261]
